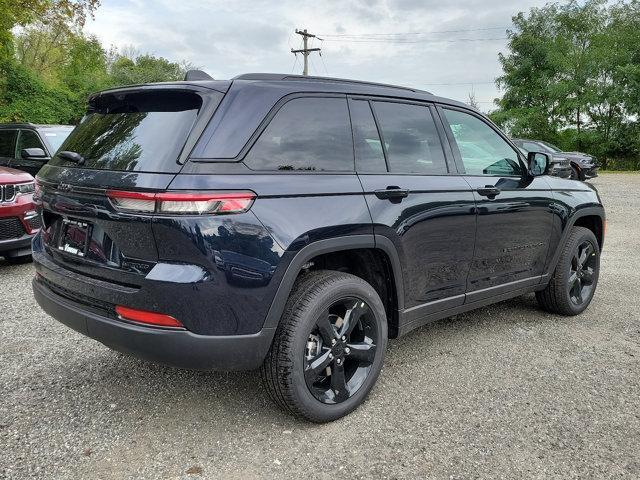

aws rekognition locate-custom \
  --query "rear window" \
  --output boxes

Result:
[372,101,447,175]
[50,90,204,172]
[243,97,353,172]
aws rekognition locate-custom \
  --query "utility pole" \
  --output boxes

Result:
[291,29,321,76]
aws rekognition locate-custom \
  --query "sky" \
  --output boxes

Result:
[84,0,551,112]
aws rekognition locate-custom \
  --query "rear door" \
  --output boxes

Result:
[352,97,477,322]
[13,130,49,176]
[36,87,223,286]
[437,106,553,301]
[0,129,17,168]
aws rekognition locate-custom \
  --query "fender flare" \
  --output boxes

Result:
[262,234,405,330]
[545,205,605,277]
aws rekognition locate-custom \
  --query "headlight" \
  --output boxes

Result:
[17,182,36,194]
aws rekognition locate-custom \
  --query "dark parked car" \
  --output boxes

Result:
[32,73,605,422]
[0,167,40,262]
[515,145,571,178]
[0,123,74,176]
[513,138,598,180]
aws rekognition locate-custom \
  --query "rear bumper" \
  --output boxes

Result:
[33,278,275,370]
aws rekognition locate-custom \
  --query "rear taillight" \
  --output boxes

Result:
[115,305,184,329]
[106,190,256,215]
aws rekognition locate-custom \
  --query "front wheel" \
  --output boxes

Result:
[536,226,600,315]
[260,270,387,422]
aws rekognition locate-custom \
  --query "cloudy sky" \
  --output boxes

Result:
[85,0,550,111]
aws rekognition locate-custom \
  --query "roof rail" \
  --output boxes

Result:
[232,73,429,94]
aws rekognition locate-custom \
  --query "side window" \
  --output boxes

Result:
[372,101,447,174]
[244,97,353,171]
[0,130,17,158]
[350,99,386,172]
[16,130,46,158]
[443,109,523,176]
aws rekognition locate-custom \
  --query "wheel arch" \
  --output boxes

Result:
[546,206,605,276]
[262,235,405,337]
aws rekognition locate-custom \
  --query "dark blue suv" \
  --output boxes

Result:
[32,73,605,422]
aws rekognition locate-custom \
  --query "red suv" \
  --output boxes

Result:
[0,166,40,262]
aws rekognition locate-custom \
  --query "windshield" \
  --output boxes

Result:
[40,127,73,153]
[50,90,210,173]
[540,141,562,153]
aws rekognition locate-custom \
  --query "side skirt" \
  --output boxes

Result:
[397,279,546,337]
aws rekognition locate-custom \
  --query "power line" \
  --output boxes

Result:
[321,37,507,44]
[318,26,507,37]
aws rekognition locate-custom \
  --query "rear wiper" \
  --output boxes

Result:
[58,151,85,166]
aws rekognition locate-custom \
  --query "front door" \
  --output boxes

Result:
[350,97,477,324]
[438,106,553,302]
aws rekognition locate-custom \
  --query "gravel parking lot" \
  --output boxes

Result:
[1,173,639,480]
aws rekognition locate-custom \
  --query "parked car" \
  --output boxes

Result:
[512,138,598,180]
[0,123,74,176]
[515,145,571,178]
[32,73,605,422]
[0,167,40,262]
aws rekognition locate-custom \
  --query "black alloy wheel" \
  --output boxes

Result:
[536,226,600,315]
[261,271,387,422]
[568,240,597,306]
[303,297,378,404]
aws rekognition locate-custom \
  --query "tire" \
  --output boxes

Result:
[536,226,600,316]
[570,165,583,181]
[260,270,387,422]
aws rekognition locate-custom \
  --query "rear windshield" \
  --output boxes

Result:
[51,90,204,172]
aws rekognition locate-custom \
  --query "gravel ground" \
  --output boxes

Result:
[1,173,639,480]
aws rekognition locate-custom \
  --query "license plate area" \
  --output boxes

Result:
[58,218,91,258]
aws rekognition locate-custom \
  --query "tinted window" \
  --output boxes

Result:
[372,101,447,174]
[50,90,207,172]
[444,109,523,176]
[350,99,386,172]
[0,130,17,157]
[17,130,45,158]
[244,97,353,171]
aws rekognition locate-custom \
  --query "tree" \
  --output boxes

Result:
[109,54,188,86]
[493,0,640,168]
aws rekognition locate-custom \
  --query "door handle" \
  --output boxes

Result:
[374,186,409,200]
[476,186,501,199]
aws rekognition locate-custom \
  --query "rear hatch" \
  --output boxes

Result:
[36,85,225,286]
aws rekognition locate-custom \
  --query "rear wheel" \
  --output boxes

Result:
[536,226,600,315]
[260,270,387,422]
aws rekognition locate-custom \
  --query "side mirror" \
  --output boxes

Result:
[21,148,48,160]
[527,151,550,176]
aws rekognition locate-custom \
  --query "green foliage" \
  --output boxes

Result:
[494,0,640,169]
[0,58,76,123]
[109,54,188,87]
[0,1,188,124]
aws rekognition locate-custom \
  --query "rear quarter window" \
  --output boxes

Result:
[243,96,354,172]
